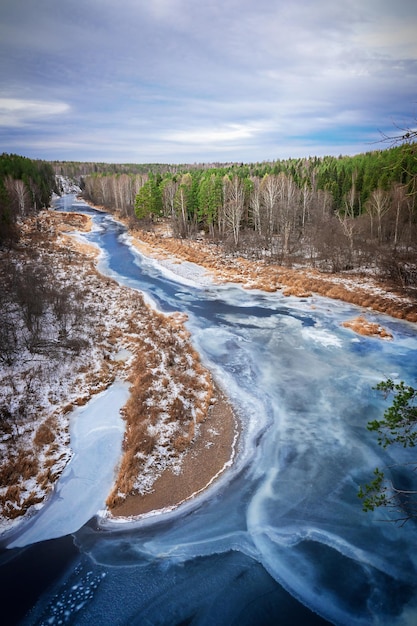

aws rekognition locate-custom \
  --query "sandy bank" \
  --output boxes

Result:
[111,389,238,517]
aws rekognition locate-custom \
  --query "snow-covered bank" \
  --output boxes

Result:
[119,231,215,288]
[7,381,129,548]
[0,209,237,539]
[0,212,138,535]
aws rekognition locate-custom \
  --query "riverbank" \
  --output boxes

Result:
[127,226,417,325]
[111,388,238,517]
[0,210,238,533]
[83,200,417,326]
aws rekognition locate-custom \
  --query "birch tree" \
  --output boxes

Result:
[277,173,299,257]
[4,176,30,217]
[174,173,193,237]
[249,176,262,236]
[260,174,280,245]
[223,175,245,246]
[161,177,178,218]
[366,188,391,243]
[338,175,358,262]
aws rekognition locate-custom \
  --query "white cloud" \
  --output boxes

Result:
[166,123,264,145]
[355,18,417,57]
[0,98,70,127]
[144,0,183,21]
[0,1,416,161]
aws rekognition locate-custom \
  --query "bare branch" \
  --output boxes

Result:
[377,118,417,147]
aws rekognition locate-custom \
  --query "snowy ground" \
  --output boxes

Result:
[0,211,214,536]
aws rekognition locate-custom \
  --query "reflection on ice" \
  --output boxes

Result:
[301,325,342,347]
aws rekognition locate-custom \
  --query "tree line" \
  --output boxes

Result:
[2,147,415,287]
[0,154,56,245]
[82,145,417,288]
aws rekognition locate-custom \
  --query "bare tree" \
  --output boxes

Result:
[14,179,30,215]
[116,174,132,217]
[98,175,110,205]
[366,188,391,243]
[174,174,192,237]
[300,182,313,231]
[379,119,417,147]
[260,174,280,245]
[249,176,262,236]
[223,176,245,246]
[4,176,30,218]
[337,173,359,263]
[277,173,300,257]
[162,178,178,219]
[389,184,408,246]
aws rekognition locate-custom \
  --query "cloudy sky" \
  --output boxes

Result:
[1,0,416,164]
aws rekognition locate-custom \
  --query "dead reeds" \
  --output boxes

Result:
[341,316,393,339]
[131,226,417,324]
[106,303,214,511]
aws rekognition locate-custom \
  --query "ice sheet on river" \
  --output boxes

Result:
[90,298,417,624]
[93,210,417,624]
[8,381,129,548]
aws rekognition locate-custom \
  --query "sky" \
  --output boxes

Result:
[0,0,417,164]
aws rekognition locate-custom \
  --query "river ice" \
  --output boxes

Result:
[5,198,417,625]
[7,381,129,548]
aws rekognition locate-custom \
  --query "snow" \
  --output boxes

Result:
[5,201,417,626]
[54,175,82,196]
[0,210,216,538]
[2,203,416,550]
[7,381,129,547]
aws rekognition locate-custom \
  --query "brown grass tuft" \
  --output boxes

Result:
[342,316,393,339]
[174,421,195,453]
[33,420,55,447]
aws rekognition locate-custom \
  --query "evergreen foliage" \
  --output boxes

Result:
[0,154,56,245]
[358,380,417,524]
[80,144,417,284]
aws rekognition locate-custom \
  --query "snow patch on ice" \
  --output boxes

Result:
[301,325,342,347]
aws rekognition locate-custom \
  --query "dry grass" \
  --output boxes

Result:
[33,419,56,447]
[342,316,393,339]
[106,424,156,508]
[0,449,39,485]
[282,284,313,297]
[129,225,417,324]
[106,300,215,510]
[174,420,196,453]
[40,211,92,233]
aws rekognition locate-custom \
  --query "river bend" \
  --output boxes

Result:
[1,195,417,626]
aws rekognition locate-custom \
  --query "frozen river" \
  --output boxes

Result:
[1,196,417,625]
